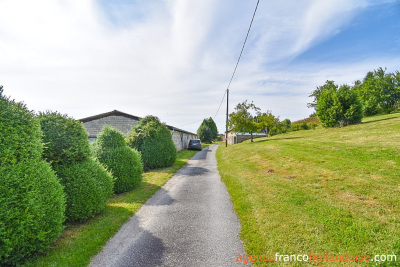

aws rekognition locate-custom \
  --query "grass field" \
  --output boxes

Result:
[24,149,198,267]
[217,113,400,266]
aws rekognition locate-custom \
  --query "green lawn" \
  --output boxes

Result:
[217,113,400,266]
[24,149,198,267]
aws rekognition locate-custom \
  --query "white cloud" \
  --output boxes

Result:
[0,0,399,133]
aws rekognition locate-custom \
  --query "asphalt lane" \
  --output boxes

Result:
[89,144,248,267]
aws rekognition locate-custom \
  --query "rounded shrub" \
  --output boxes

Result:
[53,158,113,222]
[94,126,143,193]
[127,116,177,170]
[0,88,43,165]
[38,111,114,222]
[38,111,91,165]
[0,87,65,265]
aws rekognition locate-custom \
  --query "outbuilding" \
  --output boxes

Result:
[79,110,197,151]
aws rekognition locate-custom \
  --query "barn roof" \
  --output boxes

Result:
[79,110,196,136]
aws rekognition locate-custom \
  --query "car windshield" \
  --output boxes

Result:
[191,140,200,144]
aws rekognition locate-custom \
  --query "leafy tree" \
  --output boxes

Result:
[228,100,260,142]
[355,67,400,115]
[197,123,213,143]
[282,119,291,129]
[127,115,177,170]
[308,80,338,110]
[256,111,276,135]
[337,85,363,125]
[206,117,218,140]
[197,118,218,142]
[316,83,363,127]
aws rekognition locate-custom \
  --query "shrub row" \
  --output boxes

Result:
[38,111,114,222]
[0,88,66,265]
[1,87,175,264]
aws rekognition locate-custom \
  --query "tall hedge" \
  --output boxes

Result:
[0,87,65,265]
[126,116,177,170]
[38,112,113,222]
[93,126,143,193]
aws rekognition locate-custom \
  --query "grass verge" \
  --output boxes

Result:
[217,113,400,266]
[24,149,198,267]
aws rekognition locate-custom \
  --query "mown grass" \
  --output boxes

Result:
[23,149,198,267]
[217,113,400,266]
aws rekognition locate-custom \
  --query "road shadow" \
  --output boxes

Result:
[90,215,166,267]
[190,147,211,160]
[145,188,174,206]
[178,166,209,176]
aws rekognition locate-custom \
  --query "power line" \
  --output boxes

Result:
[213,0,259,120]
[178,0,260,132]
[213,89,227,119]
[226,0,259,93]
[225,0,259,147]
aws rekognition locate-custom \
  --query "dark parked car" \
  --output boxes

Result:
[188,139,202,150]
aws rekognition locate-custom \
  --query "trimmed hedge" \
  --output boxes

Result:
[93,126,142,193]
[0,160,66,265]
[0,89,43,165]
[126,116,177,170]
[38,112,114,222]
[53,158,113,222]
[39,111,91,165]
[0,87,65,265]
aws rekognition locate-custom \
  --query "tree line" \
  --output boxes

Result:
[309,67,400,127]
[223,67,400,141]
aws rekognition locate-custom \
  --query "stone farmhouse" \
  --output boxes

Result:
[79,110,197,151]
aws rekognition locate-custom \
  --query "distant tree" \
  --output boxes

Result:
[282,119,291,129]
[308,80,338,110]
[206,117,218,140]
[355,67,400,115]
[197,123,213,143]
[316,83,363,127]
[197,118,218,142]
[337,85,363,125]
[228,100,260,142]
[256,111,276,136]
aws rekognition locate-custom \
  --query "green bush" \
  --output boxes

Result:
[0,88,43,165]
[0,87,65,265]
[39,112,113,222]
[127,116,177,170]
[316,84,363,127]
[38,111,91,165]
[53,158,113,222]
[94,126,142,194]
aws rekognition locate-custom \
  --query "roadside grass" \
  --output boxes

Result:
[24,149,198,267]
[217,113,400,266]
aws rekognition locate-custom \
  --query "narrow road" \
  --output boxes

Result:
[90,144,247,267]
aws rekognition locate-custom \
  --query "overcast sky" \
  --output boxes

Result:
[1,0,399,133]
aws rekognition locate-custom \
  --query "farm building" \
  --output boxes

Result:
[226,131,267,145]
[79,110,197,151]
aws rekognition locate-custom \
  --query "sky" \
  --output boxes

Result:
[1,0,399,134]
